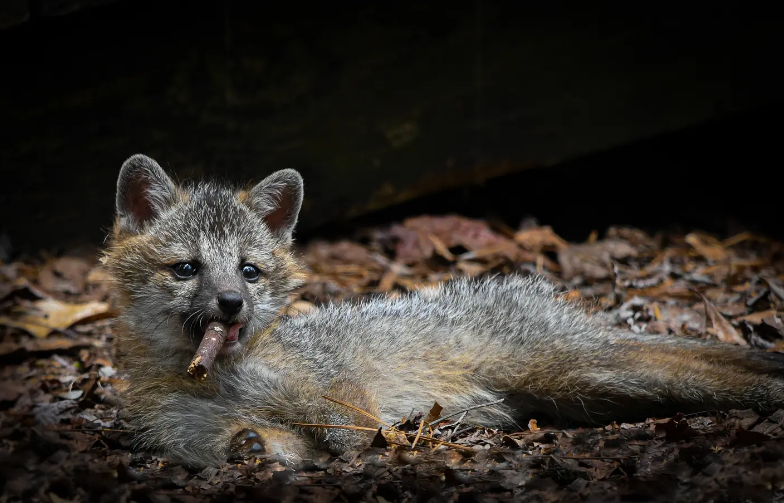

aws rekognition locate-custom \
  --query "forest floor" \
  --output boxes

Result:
[2,215,784,502]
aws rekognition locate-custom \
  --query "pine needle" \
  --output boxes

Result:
[322,395,392,428]
[292,423,378,432]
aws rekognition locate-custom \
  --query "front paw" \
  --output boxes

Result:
[229,426,310,465]
[230,428,265,458]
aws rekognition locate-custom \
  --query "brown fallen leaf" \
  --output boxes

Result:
[736,309,780,325]
[731,426,771,447]
[455,261,487,277]
[654,413,695,441]
[528,419,540,432]
[377,271,398,291]
[0,336,102,356]
[501,435,523,449]
[396,215,525,263]
[0,381,27,402]
[697,292,747,346]
[428,234,455,261]
[37,256,93,296]
[626,279,697,299]
[513,226,568,253]
[370,427,389,448]
[0,298,110,338]
[606,226,658,250]
[558,240,637,281]
[685,233,729,262]
[0,277,48,302]
[424,402,443,425]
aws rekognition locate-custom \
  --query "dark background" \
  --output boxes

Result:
[1,0,782,255]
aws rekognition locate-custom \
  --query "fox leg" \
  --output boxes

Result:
[315,376,381,454]
[228,377,379,459]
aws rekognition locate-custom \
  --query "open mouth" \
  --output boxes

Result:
[188,316,246,350]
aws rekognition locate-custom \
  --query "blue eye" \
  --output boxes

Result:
[241,264,260,282]
[172,262,198,279]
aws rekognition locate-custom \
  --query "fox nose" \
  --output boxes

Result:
[217,291,244,315]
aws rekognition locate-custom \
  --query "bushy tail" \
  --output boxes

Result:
[510,333,784,426]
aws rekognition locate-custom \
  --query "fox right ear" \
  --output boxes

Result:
[247,169,304,244]
[116,154,178,233]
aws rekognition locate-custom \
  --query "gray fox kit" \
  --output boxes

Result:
[104,154,784,468]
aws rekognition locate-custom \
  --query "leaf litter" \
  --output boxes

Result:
[2,218,784,502]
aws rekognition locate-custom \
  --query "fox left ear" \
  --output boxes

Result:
[247,169,304,243]
[116,154,178,234]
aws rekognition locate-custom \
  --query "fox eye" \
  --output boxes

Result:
[241,264,260,282]
[171,262,198,279]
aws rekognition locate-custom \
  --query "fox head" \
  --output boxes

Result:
[104,154,307,357]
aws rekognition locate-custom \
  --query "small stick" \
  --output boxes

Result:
[429,398,505,428]
[446,411,468,442]
[411,418,426,448]
[293,423,473,452]
[187,321,228,380]
[322,395,392,428]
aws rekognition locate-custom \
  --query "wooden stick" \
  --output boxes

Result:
[187,321,228,380]
[411,418,426,448]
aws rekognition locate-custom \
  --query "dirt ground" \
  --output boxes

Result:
[2,215,784,502]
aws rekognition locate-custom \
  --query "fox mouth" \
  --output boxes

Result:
[186,315,247,350]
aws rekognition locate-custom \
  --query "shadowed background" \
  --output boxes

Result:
[0,0,782,254]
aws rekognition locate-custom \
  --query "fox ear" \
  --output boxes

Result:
[116,154,178,233]
[247,169,304,243]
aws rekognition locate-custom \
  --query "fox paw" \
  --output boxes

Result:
[230,428,265,458]
[229,426,309,465]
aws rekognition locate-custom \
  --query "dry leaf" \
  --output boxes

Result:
[395,215,526,263]
[685,233,729,262]
[558,240,637,280]
[424,402,443,425]
[455,261,487,277]
[0,298,110,338]
[428,235,455,261]
[513,226,568,253]
[736,309,779,324]
[698,293,747,346]
[0,336,100,356]
[38,256,93,295]
[528,419,540,432]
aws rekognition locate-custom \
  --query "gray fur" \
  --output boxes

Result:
[106,155,784,468]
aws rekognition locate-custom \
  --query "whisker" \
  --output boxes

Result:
[181,309,203,336]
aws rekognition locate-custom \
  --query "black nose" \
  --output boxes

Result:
[217,291,244,315]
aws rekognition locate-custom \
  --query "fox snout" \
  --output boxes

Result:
[217,291,244,315]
